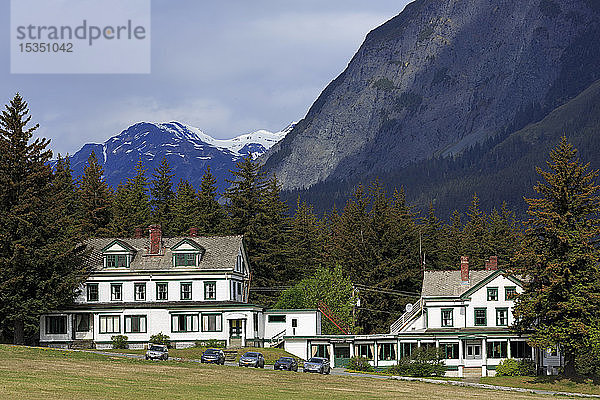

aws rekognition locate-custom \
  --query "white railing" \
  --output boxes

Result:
[270,329,286,346]
[390,298,422,333]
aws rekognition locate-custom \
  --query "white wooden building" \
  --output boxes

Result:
[283,257,563,376]
[39,225,320,349]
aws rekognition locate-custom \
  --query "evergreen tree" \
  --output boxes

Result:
[150,157,175,235]
[126,158,151,231]
[513,138,600,377]
[440,210,463,268]
[53,155,81,238]
[461,194,491,268]
[171,179,200,235]
[197,166,227,234]
[109,182,131,237]
[288,198,323,280]
[0,94,87,343]
[224,155,265,235]
[78,152,112,237]
[487,202,521,267]
[421,203,444,269]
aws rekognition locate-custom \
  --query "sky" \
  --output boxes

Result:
[1,0,411,155]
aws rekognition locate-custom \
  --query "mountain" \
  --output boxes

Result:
[62,121,292,192]
[263,0,600,210]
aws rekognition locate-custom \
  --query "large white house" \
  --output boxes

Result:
[39,225,320,349]
[283,256,563,377]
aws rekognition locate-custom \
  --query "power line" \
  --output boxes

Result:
[353,284,420,297]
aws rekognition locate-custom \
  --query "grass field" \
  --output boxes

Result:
[103,345,296,364]
[0,345,570,400]
[481,375,600,396]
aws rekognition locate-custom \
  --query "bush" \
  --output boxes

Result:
[496,358,536,376]
[389,347,446,377]
[195,339,226,349]
[111,335,128,349]
[149,332,171,348]
[347,356,373,372]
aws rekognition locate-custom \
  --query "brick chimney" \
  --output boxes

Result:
[149,224,162,254]
[485,256,498,271]
[134,227,144,239]
[461,256,469,282]
[189,227,199,237]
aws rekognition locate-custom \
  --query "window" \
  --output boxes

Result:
[357,344,373,360]
[466,343,481,359]
[174,253,196,267]
[106,254,128,268]
[268,315,286,323]
[441,308,453,327]
[181,282,192,300]
[292,318,298,328]
[111,283,122,301]
[125,315,147,333]
[202,314,222,332]
[311,344,329,358]
[511,341,532,359]
[204,281,216,300]
[496,308,509,326]
[474,308,487,326]
[253,313,259,332]
[378,343,396,361]
[442,343,459,359]
[505,287,517,300]
[487,341,508,358]
[237,282,242,298]
[99,315,120,334]
[171,314,199,332]
[400,342,417,358]
[87,283,99,302]
[156,283,168,300]
[134,283,146,301]
[45,316,67,334]
[75,314,90,332]
[487,287,498,301]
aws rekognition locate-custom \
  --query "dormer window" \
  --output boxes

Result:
[171,239,204,267]
[174,253,197,267]
[101,240,135,269]
[107,254,128,268]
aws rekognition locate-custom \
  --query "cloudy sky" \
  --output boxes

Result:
[1,0,410,155]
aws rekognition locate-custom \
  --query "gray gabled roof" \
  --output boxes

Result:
[421,270,496,297]
[84,235,244,272]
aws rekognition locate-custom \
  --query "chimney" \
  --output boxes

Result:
[461,256,469,282]
[149,224,162,254]
[486,256,498,271]
[134,227,144,239]
[189,227,199,237]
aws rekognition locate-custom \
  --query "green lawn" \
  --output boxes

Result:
[481,375,600,396]
[0,345,559,400]
[103,345,296,364]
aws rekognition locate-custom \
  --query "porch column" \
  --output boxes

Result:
[329,343,335,366]
[349,342,355,358]
[458,340,464,378]
[481,338,487,377]
[241,319,246,347]
[507,338,511,359]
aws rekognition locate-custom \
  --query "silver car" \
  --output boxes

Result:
[145,344,168,360]
[303,357,331,374]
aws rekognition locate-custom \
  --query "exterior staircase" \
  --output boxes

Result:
[389,298,422,333]
[223,350,238,362]
[70,339,95,350]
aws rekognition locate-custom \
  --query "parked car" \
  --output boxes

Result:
[201,348,225,365]
[274,356,298,371]
[303,357,331,374]
[238,352,265,368]
[145,344,168,360]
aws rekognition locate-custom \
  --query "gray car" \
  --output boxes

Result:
[238,352,265,368]
[145,344,168,360]
[303,357,331,374]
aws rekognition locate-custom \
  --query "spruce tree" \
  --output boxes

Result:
[126,158,151,232]
[197,166,227,234]
[78,152,112,237]
[513,138,600,377]
[288,198,323,280]
[461,194,491,268]
[150,157,175,235]
[224,155,265,235]
[0,94,87,343]
[421,203,444,269]
[171,179,200,235]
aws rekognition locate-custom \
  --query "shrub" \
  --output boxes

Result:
[496,358,536,376]
[149,332,171,348]
[111,335,128,349]
[347,356,373,372]
[389,347,446,377]
[195,339,226,349]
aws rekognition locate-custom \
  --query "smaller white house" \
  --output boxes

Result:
[283,257,563,376]
[39,226,320,350]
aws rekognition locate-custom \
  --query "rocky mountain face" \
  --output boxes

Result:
[263,0,600,192]
[62,121,291,192]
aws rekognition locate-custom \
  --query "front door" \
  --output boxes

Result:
[229,319,243,348]
[334,345,350,368]
[466,341,482,360]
